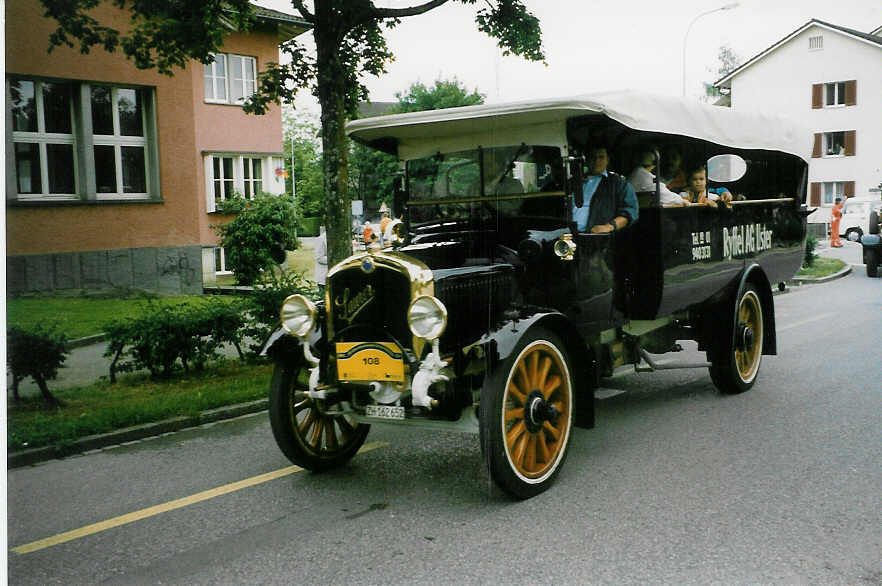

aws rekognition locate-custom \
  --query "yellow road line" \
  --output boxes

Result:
[12,441,387,555]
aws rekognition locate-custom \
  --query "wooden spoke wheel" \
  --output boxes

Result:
[710,284,764,394]
[480,328,573,499]
[269,361,369,471]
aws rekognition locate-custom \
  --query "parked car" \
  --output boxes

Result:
[860,208,882,277]
[840,199,879,242]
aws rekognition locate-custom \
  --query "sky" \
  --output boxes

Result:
[255,0,882,113]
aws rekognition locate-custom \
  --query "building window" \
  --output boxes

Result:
[823,132,846,157]
[242,157,263,198]
[9,78,77,200]
[214,247,231,273]
[822,182,844,205]
[92,85,148,198]
[212,156,235,205]
[808,35,823,51]
[7,77,158,202]
[205,153,283,212]
[824,82,846,107]
[204,53,256,105]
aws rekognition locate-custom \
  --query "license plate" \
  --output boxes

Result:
[336,342,405,382]
[365,405,405,420]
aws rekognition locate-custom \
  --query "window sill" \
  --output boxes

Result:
[821,154,846,159]
[202,100,249,108]
[7,198,164,207]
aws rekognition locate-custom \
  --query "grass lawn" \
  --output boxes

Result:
[796,257,846,279]
[214,245,315,287]
[7,361,272,452]
[6,295,239,340]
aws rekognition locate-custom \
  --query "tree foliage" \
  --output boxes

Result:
[40,0,545,266]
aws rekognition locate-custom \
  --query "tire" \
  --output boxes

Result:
[709,284,764,394]
[480,328,574,499]
[845,228,862,242]
[867,250,879,278]
[269,361,370,471]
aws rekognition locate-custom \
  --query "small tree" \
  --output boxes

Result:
[7,326,69,405]
[213,194,298,285]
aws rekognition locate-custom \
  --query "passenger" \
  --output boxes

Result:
[679,165,733,208]
[573,146,638,233]
[659,147,686,191]
[627,150,688,206]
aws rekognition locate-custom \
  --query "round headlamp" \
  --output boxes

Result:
[280,294,317,338]
[407,295,448,341]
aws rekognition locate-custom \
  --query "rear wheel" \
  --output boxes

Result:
[269,361,370,470]
[480,328,574,499]
[709,284,764,394]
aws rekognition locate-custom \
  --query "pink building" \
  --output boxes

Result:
[5,1,309,294]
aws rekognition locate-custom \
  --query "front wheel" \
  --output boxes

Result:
[480,328,574,499]
[845,228,862,242]
[269,361,370,470]
[709,284,764,394]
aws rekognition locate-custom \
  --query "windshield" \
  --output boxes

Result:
[406,145,565,223]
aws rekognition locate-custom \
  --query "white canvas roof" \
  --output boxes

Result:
[346,90,810,162]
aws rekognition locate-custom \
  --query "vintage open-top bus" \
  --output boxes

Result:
[264,91,810,498]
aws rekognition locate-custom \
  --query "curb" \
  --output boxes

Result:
[790,264,852,285]
[66,333,108,349]
[7,399,268,469]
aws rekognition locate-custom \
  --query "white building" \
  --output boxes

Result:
[714,20,882,225]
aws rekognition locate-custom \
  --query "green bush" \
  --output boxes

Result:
[803,232,818,267]
[213,193,298,285]
[104,298,249,381]
[243,271,319,354]
[7,325,69,405]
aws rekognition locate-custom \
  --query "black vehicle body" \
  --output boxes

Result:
[266,91,811,498]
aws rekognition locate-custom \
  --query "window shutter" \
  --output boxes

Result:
[811,84,822,109]
[844,130,856,156]
[810,183,820,206]
[205,156,216,212]
[844,80,856,106]
[844,181,855,198]
[812,133,822,158]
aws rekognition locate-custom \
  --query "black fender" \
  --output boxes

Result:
[698,263,776,357]
[260,318,326,366]
[475,309,595,429]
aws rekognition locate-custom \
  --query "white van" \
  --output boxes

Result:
[840,199,881,242]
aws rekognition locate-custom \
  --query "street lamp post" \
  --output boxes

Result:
[682,2,740,97]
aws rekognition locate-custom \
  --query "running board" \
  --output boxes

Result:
[635,349,710,372]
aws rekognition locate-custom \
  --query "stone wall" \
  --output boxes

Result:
[7,245,203,296]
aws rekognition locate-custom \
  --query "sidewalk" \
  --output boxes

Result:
[815,238,864,266]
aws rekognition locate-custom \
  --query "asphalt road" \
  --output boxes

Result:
[7,271,881,585]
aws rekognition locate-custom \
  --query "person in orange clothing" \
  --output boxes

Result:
[830,197,844,247]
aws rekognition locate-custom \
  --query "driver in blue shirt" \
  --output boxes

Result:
[573,146,638,233]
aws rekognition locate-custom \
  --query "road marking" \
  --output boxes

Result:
[777,312,835,333]
[12,441,388,555]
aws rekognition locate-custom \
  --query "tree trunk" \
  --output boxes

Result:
[34,374,63,407]
[314,5,353,268]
